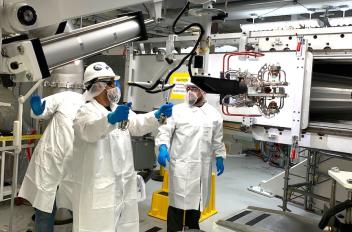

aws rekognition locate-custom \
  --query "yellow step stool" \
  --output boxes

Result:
[148,170,217,222]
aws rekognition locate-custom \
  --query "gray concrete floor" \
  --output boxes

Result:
[0,156,321,232]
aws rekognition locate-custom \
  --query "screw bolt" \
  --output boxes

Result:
[26,73,33,81]
[17,45,24,54]
[1,48,8,56]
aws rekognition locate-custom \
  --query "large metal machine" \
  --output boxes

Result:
[127,6,352,231]
[130,21,352,152]
[1,0,352,231]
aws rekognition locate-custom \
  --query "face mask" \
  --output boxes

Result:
[186,91,198,105]
[106,87,121,104]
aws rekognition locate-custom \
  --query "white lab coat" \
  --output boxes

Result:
[19,91,85,213]
[71,99,159,232]
[155,102,226,211]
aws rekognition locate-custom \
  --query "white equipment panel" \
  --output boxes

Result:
[129,51,309,125]
[207,52,309,129]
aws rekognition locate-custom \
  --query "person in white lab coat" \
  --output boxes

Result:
[155,83,226,232]
[71,62,173,232]
[19,91,85,232]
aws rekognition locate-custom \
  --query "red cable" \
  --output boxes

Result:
[221,104,227,115]
[227,52,265,72]
[222,51,265,74]
[290,148,297,160]
[25,129,37,161]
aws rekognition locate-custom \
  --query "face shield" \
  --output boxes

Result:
[106,85,121,104]
[184,84,206,106]
[186,91,199,105]
[84,78,121,103]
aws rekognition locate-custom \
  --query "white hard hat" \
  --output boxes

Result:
[184,81,205,96]
[83,62,119,86]
[184,81,200,89]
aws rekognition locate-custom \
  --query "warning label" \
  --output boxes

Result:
[169,72,190,100]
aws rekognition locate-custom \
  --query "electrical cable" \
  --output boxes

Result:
[146,84,175,93]
[143,4,151,18]
[163,1,205,85]
[319,200,352,229]
[259,0,293,18]
[131,1,205,94]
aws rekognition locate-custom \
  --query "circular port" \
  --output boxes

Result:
[17,5,37,26]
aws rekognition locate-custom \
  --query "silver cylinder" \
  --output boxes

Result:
[29,21,85,95]
[28,24,59,38]
[310,87,352,114]
[41,14,148,69]
[43,60,84,96]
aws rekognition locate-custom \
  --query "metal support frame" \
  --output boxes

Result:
[347,191,352,224]
[134,26,352,53]
[0,138,37,231]
[291,188,331,203]
[281,149,292,212]
[304,150,312,210]
[310,150,319,209]
[330,180,337,208]
[279,148,352,216]
[134,33,242,52]
[0,141,6,202]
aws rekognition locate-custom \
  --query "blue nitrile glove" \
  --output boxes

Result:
[158,144,170,167]
[30,95,46,116]
[216,157,224,176]
[107,102,132,125]
[154,103,173,119]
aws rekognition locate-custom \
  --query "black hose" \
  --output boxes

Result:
[146,84,175,94]
[188,51,196,76]
[130,1,205,93]
[128,81,161,90]
[163,1,205,85]
[318,200,352,229]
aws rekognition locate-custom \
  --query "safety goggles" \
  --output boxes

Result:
[98,79,115,87]
[186,86,201,92]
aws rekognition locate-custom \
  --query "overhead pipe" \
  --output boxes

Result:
[3,12,150,82]
[40,12,150,70]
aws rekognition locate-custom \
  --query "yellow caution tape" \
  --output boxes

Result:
[0,134,42,142]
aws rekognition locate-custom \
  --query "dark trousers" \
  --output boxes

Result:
[34,202,57,232]
[167,206,201,232]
